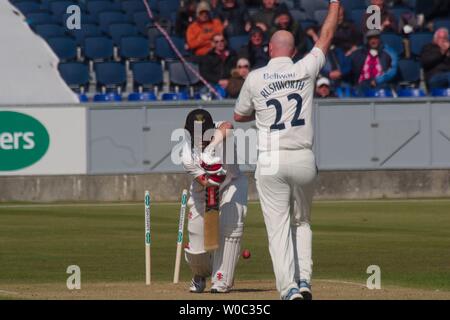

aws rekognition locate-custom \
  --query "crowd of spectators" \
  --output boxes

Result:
[175,0,450,98]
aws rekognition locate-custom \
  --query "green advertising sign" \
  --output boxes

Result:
[0,111,50,171]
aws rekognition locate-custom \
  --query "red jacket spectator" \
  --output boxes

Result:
[186,1,224,56]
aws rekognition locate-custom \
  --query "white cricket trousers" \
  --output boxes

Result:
[255,148,317,298]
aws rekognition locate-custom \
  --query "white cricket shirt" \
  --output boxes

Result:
[234,47,326,151]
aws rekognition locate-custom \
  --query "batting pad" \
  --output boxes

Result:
[184,248,213,277]
[212,223,243,288]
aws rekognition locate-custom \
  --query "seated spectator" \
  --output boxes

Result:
[227,58,250,98]
[186,1,224,56]
[215,0,252,37]
[420,28,450,89]
[349,30,399,93]
[362,0,397,33]
[194,33,238,89]
[333,6,363,56]
[175,0,197,37]
[315,77,336,98]
[269,10,307,59]
[250,0,288,33]
[238,26,270,69]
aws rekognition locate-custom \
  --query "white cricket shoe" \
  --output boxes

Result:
[210,281,230,293]
[298,280,312,300]
[282,287,303,300]
[189,275,206,293]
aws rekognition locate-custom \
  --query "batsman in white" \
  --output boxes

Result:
[233,0,341,300]
[181,109,248,293]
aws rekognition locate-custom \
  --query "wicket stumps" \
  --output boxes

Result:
[145,191,151,285]
[173,189,188,284]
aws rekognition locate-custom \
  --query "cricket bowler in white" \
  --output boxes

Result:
[234,0,341,300]
[181,109,248,294]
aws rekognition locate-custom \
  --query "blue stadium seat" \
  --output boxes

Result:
[84,36,114,61]
[154,36,187,60]
[133,11,153,35]
[299,19,318,31]
[121,0,147,19]
[58,62,90,91]
[340,0,367,16]
[34,23,66,38]
[410,32,433,57]
[14,1,41,14]
[313,9,328,25]
[87,1,121,18]
[26,12,54,25]
[397,88,426,97]
[108,23,138,45]
[119,36,150,60]
[289,9,308,22]
[95,62,127,91]
[98,11,128,33]
[131,61,163,91]
[69,23,102,46]
[93,92,122,102]
[336,87,357,98]
[398,59,421,84]
[390,7,413,21]
[128,92,157,101]
[50,1,77,16]
[168,62,200,87]
[434,19,450,31]
[47,36,77,61]
[350,9,365,28]
[161,92,189,101]
[78,93,89,102]
[381,33,405,57]
[157,0,180,19]
[228,35,248,52]
[431,88,450,97]
[364,88,394,98]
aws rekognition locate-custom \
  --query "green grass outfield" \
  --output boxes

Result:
[1,200,449,291]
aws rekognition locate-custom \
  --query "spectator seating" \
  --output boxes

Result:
[434,19,450,31]
[228,35,248,52]
[390,7,413,22]
[128,92,158,101]
[58,62,90,92]
[431,88,450,97]
[94,92,123,102]
[133,11,153,35]
[381,33,405,57]
[50,1,77,16]
[95,62,127,92]
[397,88,426,97]
[121,0,147,19]
[299,19,318,31]
[350,9,366,28]
[108,23,138,45]
[364,88,394,98]
[34,23,66,38]
[157,0,180,19]
[87,1,121,18]
[314,9,328,25]
[119,36,150,60]
[84,36,114,61]
[131,61,163,91]
[47,36,77,61]
[98,11,129,33]
[26,12,54,25]
[70,24,102,46]
[168,61,200,87]
[398,59,421,85]
[410,32,433,57]
[161,92,190,100]
[14,1,41,14]
[154,36,186,60]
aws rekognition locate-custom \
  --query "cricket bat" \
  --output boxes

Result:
[204,186,220,251]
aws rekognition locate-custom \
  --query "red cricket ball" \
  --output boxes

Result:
[242,249,251,259]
